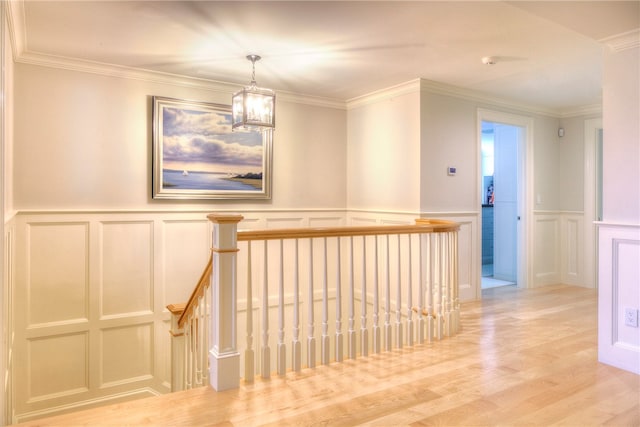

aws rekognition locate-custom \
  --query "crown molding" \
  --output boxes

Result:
[17,50,235,90]
[6,0,26,59]
[599,29,640,52]
[418,79,562,117]
[346,77,600,118]
[345,79,422,110]
[557,104,602,118]
[14,51,346,109]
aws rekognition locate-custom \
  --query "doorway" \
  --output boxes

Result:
[481,121,520,289]
[478,109,533,296]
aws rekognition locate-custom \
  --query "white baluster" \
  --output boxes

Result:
[372,236,381,354]
[360,236,368,357]
[406,234,414,347]
[195,297,203,386]
[277,240,286,375]
[453,230,460,334]
[384,234,392,351]
[185,320,192,389]
[348,236,357,359]
[307,238,316,368]
[427,233,434,342]
[202,289,209,385]
[261,241,270,379]
[321,237,331,365]
[335,237,344,362]
[436,232,444,340]
[245,241,255,383]
[417,234,425,344]
[292,239,301,371]
[444,232,452,337]
[395,234,403,349]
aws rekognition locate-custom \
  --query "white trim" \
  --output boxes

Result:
[348,208,478,218]
[14,208,348,216]
[5,0,25,60]
[422,79,559,117]
[0,3,8,424]
[558,104,602,118]
[13,51,345,109]
[584,118,603,289]
[346,78,600,118]
[596,220,640,229]
[346,79,421,110]
[14,387,160,424]
[599,29,640,53]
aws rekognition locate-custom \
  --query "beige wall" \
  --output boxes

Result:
[598,42,640,374]
[13,64,347,211]
[602,46,640,224]
[419,90,479,213]
[346,86,421,212]
[345,80,587,300]
[558,114,597,212]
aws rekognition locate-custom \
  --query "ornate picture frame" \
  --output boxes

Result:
[152,96,272,200]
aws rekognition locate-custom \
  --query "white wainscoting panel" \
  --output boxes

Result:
[100,221,153,317]
[533,212,561,285]
[560,213,584,286]
[598,223,640,374]
[100,323,153,387]
[28,332,89,401]
[11,209,346,422]
[161,219,210,308]
[27,222,89,326]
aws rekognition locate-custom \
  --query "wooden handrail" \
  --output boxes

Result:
[237,219,460,242]
[175,219,458,329]
[178,218,460,327]
[177,256,213,328]
[170,215,461,391]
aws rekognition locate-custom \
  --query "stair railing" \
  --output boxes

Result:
[169,213,460,392]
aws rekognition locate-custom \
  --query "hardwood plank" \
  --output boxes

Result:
[18,284,640,426]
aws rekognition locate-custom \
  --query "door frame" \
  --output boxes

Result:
[477,109,534,294]
[583,118,603,289]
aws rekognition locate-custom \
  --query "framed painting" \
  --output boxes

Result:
[152,96,272,200]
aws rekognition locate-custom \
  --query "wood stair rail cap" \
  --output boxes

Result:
[207,213,244,224]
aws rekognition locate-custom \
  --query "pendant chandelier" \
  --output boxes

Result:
[232,54,275,131]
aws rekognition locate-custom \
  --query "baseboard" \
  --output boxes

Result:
[14,387,161,424]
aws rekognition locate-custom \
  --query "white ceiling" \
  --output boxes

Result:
[9,1,640,113]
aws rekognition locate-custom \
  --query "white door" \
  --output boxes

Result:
[493,124,519,283]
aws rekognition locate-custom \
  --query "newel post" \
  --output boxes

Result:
[208,213,244,391]
[167,303,185,392]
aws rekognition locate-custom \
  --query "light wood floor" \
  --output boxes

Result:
[20,284,640,426]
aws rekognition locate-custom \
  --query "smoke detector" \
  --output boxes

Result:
[481,56,497,65]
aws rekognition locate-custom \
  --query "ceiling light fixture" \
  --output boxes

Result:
[232,54,275,131]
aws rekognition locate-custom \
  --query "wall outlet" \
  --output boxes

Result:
[624,308,639,327]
